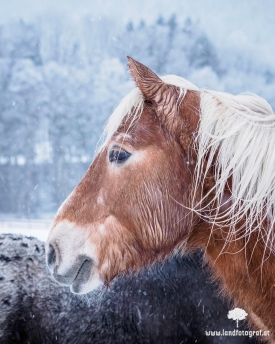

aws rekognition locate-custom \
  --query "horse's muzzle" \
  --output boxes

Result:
[46,243,93,291]
[46,221,103,294]
[47,244,57,273]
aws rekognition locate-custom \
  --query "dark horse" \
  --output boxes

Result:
[0,234,254,343]
[46,57,275,341]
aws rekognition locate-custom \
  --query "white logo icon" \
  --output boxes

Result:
[228,308,248,328]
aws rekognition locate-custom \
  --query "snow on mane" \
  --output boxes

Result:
[100,74,275,247]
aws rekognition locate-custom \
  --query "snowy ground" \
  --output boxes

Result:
[0,220,52,241]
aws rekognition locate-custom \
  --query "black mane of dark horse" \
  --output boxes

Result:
[0,234,253,344]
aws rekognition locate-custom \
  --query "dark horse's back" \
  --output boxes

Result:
[0,233,253,344]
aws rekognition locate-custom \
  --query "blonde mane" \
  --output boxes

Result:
[101,74,275,248]
[196,89,275,248]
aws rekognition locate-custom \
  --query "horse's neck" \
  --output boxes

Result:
[187,222,275,341]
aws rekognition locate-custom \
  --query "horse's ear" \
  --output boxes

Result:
[127,57,200,140]
[127,56,171,103]
[127,57,183,130]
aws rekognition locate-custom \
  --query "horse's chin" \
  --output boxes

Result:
[69,270,103,294]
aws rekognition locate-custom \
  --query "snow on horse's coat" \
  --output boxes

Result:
[0,233,254,343]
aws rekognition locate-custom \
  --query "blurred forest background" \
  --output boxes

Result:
[0,1,274,218]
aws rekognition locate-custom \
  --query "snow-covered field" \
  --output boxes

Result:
[0,220,51,241]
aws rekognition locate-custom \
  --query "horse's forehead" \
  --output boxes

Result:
[114,108,169,148]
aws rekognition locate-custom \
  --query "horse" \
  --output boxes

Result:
[46,57,275,342]
[0,233,254,343]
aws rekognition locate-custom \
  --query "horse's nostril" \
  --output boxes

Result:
[47,244,57,271]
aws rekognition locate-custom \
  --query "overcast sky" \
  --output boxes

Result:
[0,0,274,64]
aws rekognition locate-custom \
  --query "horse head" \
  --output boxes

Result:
[46,57,202,294]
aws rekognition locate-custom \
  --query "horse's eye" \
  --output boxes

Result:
[109,148,131,164]
[145,99,153,106]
